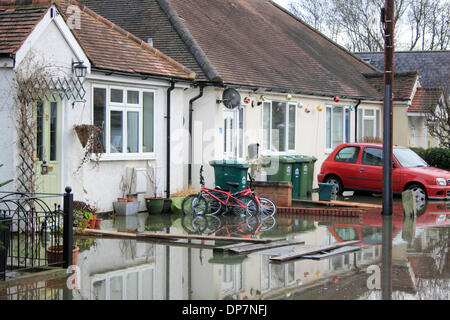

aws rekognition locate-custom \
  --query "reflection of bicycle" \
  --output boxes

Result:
[182,166,277,217]
[182,212,277,237]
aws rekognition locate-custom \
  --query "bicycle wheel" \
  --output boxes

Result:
[259,215,277,232]
[203,193,223,215]
[259,197,277,217]
[182,194,208,215]
[232,195,259,216]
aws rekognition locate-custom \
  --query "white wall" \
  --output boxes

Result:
[0,68,17,191]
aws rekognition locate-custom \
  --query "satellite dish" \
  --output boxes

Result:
[219,88,241,109]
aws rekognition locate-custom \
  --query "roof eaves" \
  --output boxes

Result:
[156,0,222,83]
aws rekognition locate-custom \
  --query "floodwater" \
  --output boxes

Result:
[1,193,449,300]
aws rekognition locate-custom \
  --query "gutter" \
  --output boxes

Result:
[188,85,205,186]
[166,81,176,199]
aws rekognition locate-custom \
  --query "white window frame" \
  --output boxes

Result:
[90,264,156,300]
[92,84,156,161]
[325,105,351,153]
[357,107,381,141]
[223,107,245,160]
[261,100,297,155]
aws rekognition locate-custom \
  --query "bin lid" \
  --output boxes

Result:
[288,155,311,163]
[209,160,251,168]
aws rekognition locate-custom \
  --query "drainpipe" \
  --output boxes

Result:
[166,81,176,199]
[188,85,204,186]
[354,99,362,142]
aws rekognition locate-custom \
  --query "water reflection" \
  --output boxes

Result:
[1,199,449,300]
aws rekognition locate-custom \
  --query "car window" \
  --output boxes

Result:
[362,147,382,166]
[334,146,360,163]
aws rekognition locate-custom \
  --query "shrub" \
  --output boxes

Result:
[413,148,450,170]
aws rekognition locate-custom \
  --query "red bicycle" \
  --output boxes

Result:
[182,166,277,217]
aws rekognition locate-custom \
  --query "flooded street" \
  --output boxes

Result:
[1,194,449,300]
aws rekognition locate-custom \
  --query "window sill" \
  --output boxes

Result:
[91,153,157,162]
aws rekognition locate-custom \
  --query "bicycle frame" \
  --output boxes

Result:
[200,186,251,210]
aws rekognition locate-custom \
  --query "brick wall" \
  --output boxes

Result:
[253,181,292,207]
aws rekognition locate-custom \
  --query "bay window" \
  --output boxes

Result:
[262,101,296,153]
[93,85,155,157]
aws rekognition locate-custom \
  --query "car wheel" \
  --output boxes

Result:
[406,184,427,207]
[324,176,343,195]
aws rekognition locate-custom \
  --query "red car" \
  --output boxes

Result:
[317,143,450,201]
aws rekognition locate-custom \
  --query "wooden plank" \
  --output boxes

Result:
[301,245,361,260]
[228,239,306,255]
[213,242,254,253]
[82,228,137,239]
[296,199,381,209]
[270,241,360,262]
[136,231,273,243]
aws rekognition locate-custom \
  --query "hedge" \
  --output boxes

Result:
[412,148,450,170]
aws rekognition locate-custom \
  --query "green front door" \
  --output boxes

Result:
[34,100,62,199]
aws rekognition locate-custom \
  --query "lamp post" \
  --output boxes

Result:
[382,0,394,217]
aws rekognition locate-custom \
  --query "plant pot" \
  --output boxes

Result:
[113,201,141,216]
[127,198,137,202]
[145,197,165,214]
[46,245,79,267]
[89,215,97,229]
[94,218,103,229]
[117,198,128,203]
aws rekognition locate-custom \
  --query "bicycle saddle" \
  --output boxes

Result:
[226,182,239,188]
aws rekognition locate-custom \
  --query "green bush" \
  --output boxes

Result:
[413,148,450,170]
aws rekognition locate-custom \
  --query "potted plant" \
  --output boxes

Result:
[113,173,140,215]
[144,165,168,214]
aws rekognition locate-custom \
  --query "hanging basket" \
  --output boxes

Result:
[73,124,104,153]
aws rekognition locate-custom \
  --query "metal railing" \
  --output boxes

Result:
[0,187,73,280]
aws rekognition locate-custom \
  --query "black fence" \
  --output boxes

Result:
[0,187,73,280]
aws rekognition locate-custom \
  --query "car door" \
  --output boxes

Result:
[358,147,383,191]
[332,146,361,189]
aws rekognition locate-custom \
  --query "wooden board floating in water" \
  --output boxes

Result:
[270,240,360,262]
[296,199,381,209]
[82,229,274,243]
[301,245,361,260]
[226,239,306,255]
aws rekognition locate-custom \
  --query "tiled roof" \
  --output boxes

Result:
[79,0,382,100]
[0,2,48,54]
[356,51,450,90]
[0,0,195,80]
[58,0,194,80]
[167,0,381,99]
[363,72,419,101]
[77,0,208,81]
[409,87,443,113]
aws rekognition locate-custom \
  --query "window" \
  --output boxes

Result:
[93,85,155,156]
[262,101,296,153]
[358,107,381,141]
[362,147,382,166]
[335,146,360,163]
[326,105,351,151]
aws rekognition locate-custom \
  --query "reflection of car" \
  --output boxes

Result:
[317,143,450,201]
[327,201,450,246]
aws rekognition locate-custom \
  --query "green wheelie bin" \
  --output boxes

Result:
[264,156,295,183]
[209,160,251,192]
[289,155,311,199]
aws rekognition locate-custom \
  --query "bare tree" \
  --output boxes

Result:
[288,0,448,51]
[425,97,450,148]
